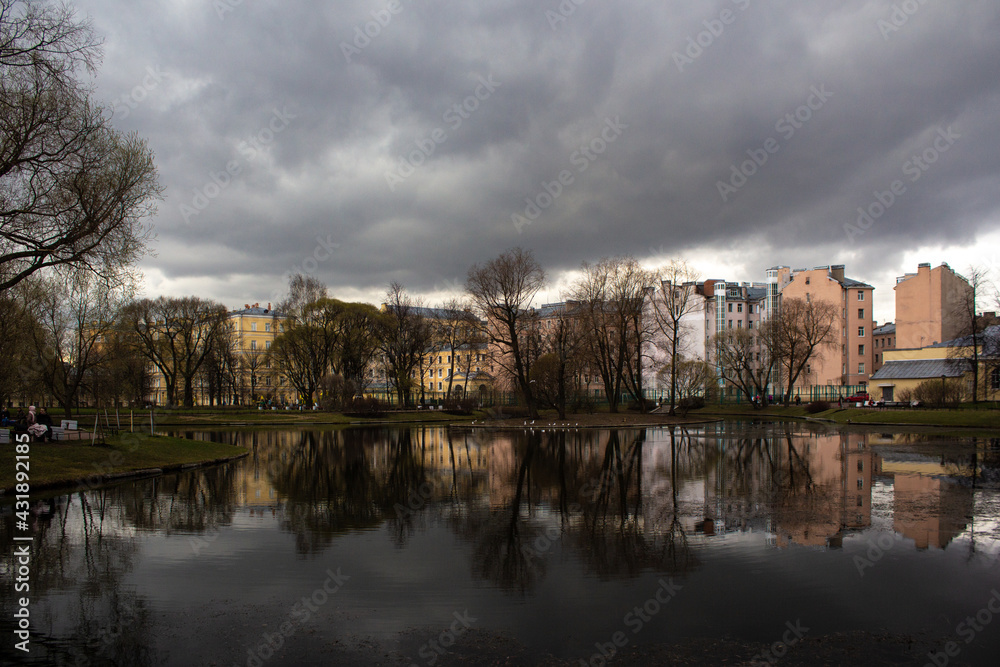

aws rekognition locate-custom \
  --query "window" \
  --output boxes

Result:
[858,326,865,337]
[265,322,271,332]
[748,321,754,330]
[857,460,864,472]
[728,303,733,313]
[438,356,442,363]
[438,382,442,390]
[737,303,743,313]
[992,368,1000,391]
[251,322,257,332]
[806,292,811,303]
[737,320,743,328]
[728,320,733,329]
[250,340,257,350]
[447,355,451,363]
[858,291,865,301]
[858,308,865,319]
[265,340,271,350]
[858,362,865,374]
[858,344,865,355]
[857,478,864,489]
[805,277,811,285]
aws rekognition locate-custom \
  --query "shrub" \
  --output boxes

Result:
[805,400,830,414]
[344,397,387,417]
[678,396,706,410]
[442,397,478,414]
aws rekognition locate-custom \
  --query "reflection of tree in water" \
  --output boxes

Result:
[0,489,156,666]
[267,427,488,554]
[450,428,704,595]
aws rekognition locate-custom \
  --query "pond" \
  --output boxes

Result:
[2,421,1000,665]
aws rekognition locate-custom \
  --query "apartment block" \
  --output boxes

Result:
[894,263,972,348]
[775,265,874,390]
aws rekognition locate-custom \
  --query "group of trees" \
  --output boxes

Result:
[711,298,838,408]
[465,249,708,418]
[0,1,162,414]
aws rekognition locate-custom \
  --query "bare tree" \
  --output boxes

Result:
[0,283,34,404]
[770,298,838,405]
[21,268,137,417]
[711,324,778,408]
[1,1,161,290]
[268,297,342,405]
[380,282,432,407]
[529,303,584,419]
[572,256,652,412]
[657,358,716,403]
[334,301,387,401]
[435,298,481,398]
[240,342,268,405]
[948,265,994,403]
[466,248,545,417]
[650,260,701,415]
[123,296,230,407]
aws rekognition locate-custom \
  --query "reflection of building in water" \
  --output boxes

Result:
[693,425,883,548]
[880,458,974,550]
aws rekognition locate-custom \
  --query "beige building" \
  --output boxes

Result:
[773,265,874,390]
[894,263,972,349]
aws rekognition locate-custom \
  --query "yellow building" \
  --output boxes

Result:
[148,302,293,406]
[870,325,1000,402]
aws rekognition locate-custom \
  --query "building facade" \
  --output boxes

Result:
[775,265,874,391]
[894,263,972,349]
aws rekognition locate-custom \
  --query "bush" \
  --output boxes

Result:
[678,396,706,410]
[442,397,478,414]
[344,397,387,417]
[805,400,830,414]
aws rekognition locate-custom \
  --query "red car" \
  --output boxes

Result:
[844,392,870,403]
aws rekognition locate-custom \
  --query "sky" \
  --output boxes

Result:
[72,0,1000,324]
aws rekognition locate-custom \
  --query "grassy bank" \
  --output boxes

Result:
[693,404,1000,429]
[39,406,477,428]
[1,433,247,492]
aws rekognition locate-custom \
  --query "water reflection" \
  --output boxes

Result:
[2,422,999,664]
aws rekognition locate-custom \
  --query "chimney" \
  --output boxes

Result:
[245,304,250,310]
[830,265,845,282]
[268,302,271,310]
[918,262,931,270]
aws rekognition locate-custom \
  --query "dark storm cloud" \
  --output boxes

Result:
[72,0,1000,304]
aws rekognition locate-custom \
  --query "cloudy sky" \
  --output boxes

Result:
[74,0,1000,323]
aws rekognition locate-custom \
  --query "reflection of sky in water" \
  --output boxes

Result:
[2,423,1000,665]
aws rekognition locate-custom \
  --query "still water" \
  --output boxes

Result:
[3,421,1000,665]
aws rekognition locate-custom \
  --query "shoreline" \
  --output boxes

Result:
[0,434,249,496]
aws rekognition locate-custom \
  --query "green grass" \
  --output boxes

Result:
[38,406,481,428]
[2,433,247,492]
[694,404,1000,429]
